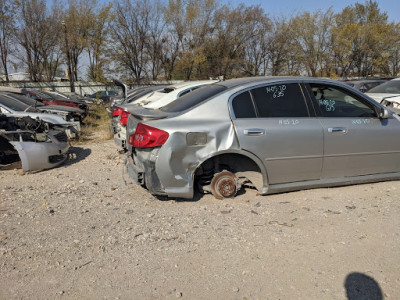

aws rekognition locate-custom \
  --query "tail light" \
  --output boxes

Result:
[119,110,130,125]
[112,106,123,117]
[129,122,169,148]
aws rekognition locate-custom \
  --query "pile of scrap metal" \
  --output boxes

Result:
[0,113,71,172]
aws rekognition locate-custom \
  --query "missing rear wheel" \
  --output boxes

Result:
[210,171,238,200]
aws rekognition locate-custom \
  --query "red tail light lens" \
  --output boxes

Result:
[129,123,169,148]
[112,106,123,117]
[120,110,130,125]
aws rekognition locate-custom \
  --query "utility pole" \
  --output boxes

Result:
[62,20,75,92]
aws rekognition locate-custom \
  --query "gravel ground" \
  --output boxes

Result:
[1,140,399,299]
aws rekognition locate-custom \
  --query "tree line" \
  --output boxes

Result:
[0,0,399,85]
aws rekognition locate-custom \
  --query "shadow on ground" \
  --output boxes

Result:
[65,146,92,166]
[345,272,383,300]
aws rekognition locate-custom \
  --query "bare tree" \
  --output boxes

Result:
[240,10,271,76]
[289,9,334,77]
[0,0,15,82]
[143,0,165,80]
[109,0,151,83]
[14,0,62,81]
[64,0,94,82]
[86,2,112,82]
[203,4,266,78]
[164,0,218,80]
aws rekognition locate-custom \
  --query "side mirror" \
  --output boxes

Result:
[379,107,391,119]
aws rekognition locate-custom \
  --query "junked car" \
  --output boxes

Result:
[0,94,80,137]
[0,91,83,123]
[86,90,119,103]
[135,80,219,108]
[46,90,93,104]
[125,77,400,200]
[21,88,89,113]
[110,86,166,135]
[366,78,400,112]
[0,113,70,172]
[113,80,218,149]
[109,85,168,116]
[342,79,389,93]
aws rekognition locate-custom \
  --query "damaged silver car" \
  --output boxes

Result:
[0,114,70,172]
[125,77,400,199]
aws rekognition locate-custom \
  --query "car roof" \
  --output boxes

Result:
[167,80,219,90]
[215,76,315,89]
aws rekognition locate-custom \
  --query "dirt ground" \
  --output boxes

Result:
[1,140,399,299]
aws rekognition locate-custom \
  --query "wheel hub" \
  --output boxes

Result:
[210,171,238,200]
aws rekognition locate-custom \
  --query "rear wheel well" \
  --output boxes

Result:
[194,153,263,194]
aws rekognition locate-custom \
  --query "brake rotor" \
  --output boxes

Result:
[210,171,238,200]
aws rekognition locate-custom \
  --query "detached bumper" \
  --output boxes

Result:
[10,140,70,172]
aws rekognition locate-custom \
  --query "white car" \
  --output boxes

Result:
[366,78,400,110]
[137,80,219,108]
[113,80,218,149]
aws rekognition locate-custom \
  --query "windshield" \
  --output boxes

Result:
[5,93,44,107]
[0,96,37,112]
[368,80,400,94]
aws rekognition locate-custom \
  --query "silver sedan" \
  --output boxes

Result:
[125,77,400,199]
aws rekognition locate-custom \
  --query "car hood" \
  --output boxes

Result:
[38,105,84,114]
[365,92,400,103]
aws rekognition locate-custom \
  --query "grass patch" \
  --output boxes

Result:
[75,103,113,144]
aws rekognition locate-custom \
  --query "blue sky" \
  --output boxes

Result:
[222,0,399,22]
[53,0,399,23]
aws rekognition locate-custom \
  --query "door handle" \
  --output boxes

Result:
[244,129,265,136]
[328,127,348,134]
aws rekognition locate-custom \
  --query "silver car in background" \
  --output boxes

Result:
[125,77,400,199]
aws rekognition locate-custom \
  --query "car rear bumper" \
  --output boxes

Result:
[114,133,126,149]
[114,125,126,148]
[126,151,166,196]
[126,149,194,199]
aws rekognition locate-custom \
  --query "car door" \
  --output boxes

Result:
[230,82,324,185]
[306,82,400,178]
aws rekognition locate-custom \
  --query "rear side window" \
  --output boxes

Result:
[251,83,309,117]
[161,85,226,113]
[232,91,256,118]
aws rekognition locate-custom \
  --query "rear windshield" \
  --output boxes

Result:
[368,80,400,93]
[128,89,157,103]
[160,85,226,113]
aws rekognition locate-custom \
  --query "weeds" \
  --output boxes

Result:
[75,103,113,144]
